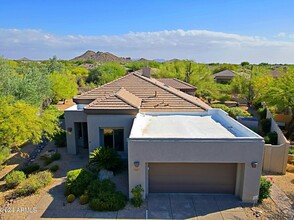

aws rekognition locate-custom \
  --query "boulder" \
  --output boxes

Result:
[98,169,113,180]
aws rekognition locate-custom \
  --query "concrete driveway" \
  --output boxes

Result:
[147,194,247,219]
[29,192,247,219]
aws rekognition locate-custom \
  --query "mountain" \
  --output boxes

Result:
[72,50,131,63]
[18,57,30,61]
[137,58,150,62]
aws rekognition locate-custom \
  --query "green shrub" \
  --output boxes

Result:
[228,107,250,119]
[89,146,122,171]
[257,108,267,120]
[260,118,271,134]
[43,153,61,165]
[89,191,127,211]
[218,94,231,103]
[248,127,259,134]
[79,194,89,205]
[87,179,116,198]
[49,164,59,172]
[64,186,71,196]
[264,132,278,145]
[290,133,294,141]
[21,163,40,175]
[253,102,263,110]
[53,131,67,148]
[0,147,10,165]
[259,177,272,203]
[5,171,26,188]
[66,168,95,196]
[67,194,76,203]
[51,152,61,160]
[211,104,230,113]
[15,171,52,196]
[130,184,144,207]
[289,149,294,155]
[211,104,251,119]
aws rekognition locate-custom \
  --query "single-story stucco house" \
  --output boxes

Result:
[64,67,264,203]
[212,70,236,83]
[213,69,249,83]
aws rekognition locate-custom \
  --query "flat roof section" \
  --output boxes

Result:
[129,109,263,140]
[132,114,235,138]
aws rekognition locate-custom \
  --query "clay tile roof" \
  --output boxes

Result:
[85,89,136,110]
[75,72,211,112]
[156,78,196,90]
[269,70,282,78]
[213,70,236,78]
[115,88,142,109]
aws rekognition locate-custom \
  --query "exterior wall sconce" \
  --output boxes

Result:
[134,161,140,168]
[67,127,72,132]
[251,162,258,168]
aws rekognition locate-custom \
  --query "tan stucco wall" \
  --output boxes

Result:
[64,111,87,154]
[87,115,134,157]
[128,140,264,203]
[263,144,289,174]
[262,109,290,174]
[65,111,135,156]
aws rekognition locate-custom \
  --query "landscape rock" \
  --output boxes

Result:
[98,169,113,180]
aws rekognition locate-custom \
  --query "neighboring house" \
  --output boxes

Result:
[213,70,236,83]
[213,69,250,83]
[268,66,287,78]
[268,69,285,78]
[156,78,196,95]
[64,67,264,203]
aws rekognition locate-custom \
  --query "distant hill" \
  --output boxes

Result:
[18,57,30,61]
[72,50,131,63]
[137,58,150,62]
[166,58,181,62]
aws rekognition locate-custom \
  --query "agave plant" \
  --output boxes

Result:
[89,146,122,171]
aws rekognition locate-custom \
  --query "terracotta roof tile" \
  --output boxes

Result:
[156,78,196,90]
[74,72,210,112]
[213,70,236,78]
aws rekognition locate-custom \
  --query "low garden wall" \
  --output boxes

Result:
[262,110,289,174]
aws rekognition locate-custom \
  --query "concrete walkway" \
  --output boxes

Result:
[271,183,294,218]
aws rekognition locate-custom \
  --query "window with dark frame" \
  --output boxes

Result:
[100,128,124,151]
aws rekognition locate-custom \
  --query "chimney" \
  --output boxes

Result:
[142,67,151,78]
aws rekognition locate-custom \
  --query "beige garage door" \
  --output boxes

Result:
[148,163,236,194]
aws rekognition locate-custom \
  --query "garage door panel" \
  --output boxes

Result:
[149,163,236,194]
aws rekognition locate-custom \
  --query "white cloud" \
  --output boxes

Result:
[1,28,294,63]
[277,32,294,39]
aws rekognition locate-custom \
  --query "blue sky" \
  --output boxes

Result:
[1,0,294,63]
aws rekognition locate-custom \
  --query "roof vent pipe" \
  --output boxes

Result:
[142,67,151,78]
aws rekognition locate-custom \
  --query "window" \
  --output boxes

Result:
[100,128,124,151]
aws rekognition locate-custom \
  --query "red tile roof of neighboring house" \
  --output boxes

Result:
[212,70,236,79]
[269,70,283,78]
[74,72,211,112]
